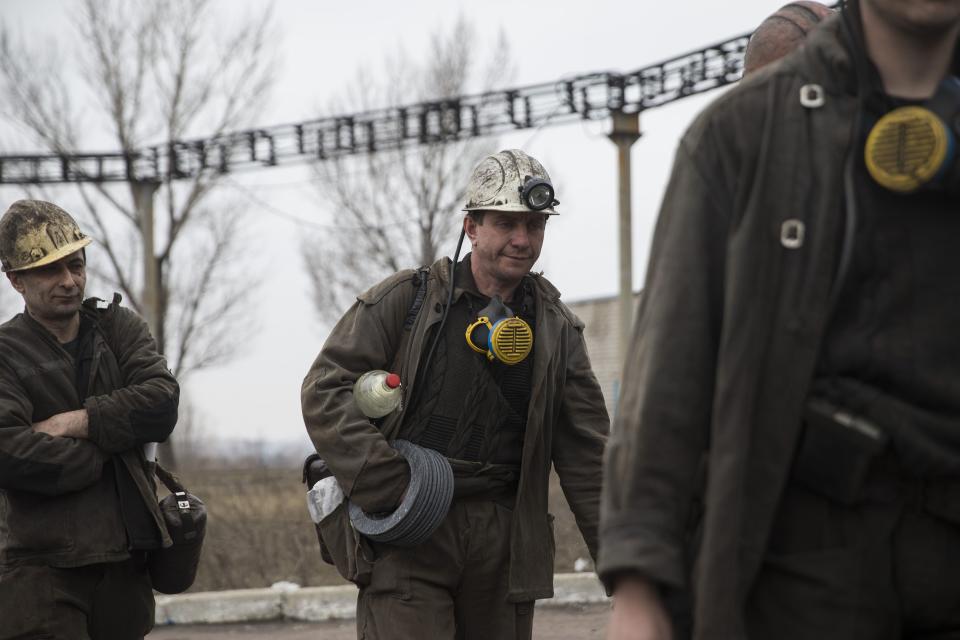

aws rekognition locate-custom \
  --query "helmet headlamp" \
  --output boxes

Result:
[519,176,559,212]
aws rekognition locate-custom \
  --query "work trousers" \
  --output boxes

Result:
[356,499,535,640]
[0,554,154,640]
[746,460,960,639]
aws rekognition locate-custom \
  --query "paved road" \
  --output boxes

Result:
[151,603,610,639]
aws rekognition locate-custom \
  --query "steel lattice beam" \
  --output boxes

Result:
[0,33,748,185]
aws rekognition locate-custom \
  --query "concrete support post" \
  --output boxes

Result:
[607,110,641,373]
[131,179,165,464]
[132,180,162,337]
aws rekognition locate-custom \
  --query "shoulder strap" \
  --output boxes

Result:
[384,266,431,391]
[403,266,430,330]
[155,462,188,494]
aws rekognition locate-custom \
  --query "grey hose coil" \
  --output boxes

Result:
[348,440,454,547]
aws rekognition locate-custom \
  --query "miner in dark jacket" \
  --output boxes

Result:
[600,1,960,638]
[0,200,179,639]
[302,150,609,640]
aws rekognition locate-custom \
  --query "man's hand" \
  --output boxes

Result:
[606,575,673,640]
[32,410,90,439]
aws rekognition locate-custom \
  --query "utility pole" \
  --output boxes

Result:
[132,180,162,338]
[608,109,641,370]
[131,179,172,466]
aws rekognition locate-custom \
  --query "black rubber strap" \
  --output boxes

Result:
[155,462,187,494]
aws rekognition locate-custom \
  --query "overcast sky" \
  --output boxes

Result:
[0,0,813,449]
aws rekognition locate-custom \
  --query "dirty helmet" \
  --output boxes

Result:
[463,149,560,215]
[0,200,92,272]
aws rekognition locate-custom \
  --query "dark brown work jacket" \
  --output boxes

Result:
[302,257,609,602]
[0,295,178,567]
[598,15,889,639]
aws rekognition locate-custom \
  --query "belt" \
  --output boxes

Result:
[794,395,960,512]
[859,450,960,525]
[448,459,519,502]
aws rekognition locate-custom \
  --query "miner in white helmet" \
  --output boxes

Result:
[302,150,609,639]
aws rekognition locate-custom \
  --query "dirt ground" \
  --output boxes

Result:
[150,603,611,639]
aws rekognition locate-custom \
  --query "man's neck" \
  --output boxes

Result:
[29,309,80,344]
[470,265,522,302]
[861,4,960,99]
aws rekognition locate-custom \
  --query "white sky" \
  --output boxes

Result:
[0,0,812,449]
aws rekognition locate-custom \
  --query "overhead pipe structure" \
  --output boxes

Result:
[0,33,748,185]
[0,30,751,383]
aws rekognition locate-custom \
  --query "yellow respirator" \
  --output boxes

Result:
[864,78,959,195]
[465,296,533,365]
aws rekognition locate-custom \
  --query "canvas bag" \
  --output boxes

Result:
[148,463,207,594]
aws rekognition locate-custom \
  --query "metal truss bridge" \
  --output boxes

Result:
[0,32,749,185]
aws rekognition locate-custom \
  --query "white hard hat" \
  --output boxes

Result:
[463,149,559,215]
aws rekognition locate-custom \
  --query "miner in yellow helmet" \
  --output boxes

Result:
[0,199,180,638]
[302,150,608,639]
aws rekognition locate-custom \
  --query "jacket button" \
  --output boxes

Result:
[799,84,825,109]
[435,302,443,313]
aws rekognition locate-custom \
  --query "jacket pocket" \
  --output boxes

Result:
[317,501,374,586]
[2,490,73,557]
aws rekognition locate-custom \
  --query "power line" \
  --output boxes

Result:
[225,175,426,233]
[224,177,331,230]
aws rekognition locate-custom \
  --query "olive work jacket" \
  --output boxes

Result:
[598,16,880,639]
[0,295,178,568]
[301,256,609,602]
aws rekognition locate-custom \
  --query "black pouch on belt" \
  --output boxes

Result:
[792,396,889,505]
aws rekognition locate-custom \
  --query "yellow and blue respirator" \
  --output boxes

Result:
[465,296,533,365]
[864,77,960,195]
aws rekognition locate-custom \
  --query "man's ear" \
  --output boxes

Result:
[464,216,478,243]
[6,272,25,295]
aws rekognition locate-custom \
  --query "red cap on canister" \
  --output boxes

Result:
[385,373,401,389]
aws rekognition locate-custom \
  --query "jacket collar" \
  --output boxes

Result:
[19,305,72,347]
[19,300,102,352]
[795,13,860,98]
[801,8,959,101]
[432,253,562,307]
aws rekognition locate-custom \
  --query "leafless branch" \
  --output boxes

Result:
[0,1,276,381]
[75,183,143,313]
[303,16,512,324]
[0,277,19,319]
[168,204,256,378]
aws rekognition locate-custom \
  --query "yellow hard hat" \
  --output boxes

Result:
[0,200,93,272]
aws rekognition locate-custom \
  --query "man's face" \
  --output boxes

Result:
[7,250,86,323]
[864,0,960,35]
[466,211,547,286]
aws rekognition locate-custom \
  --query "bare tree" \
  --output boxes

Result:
[0,279,18,320]
[0,0,276,464]
[302,18,513,323]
